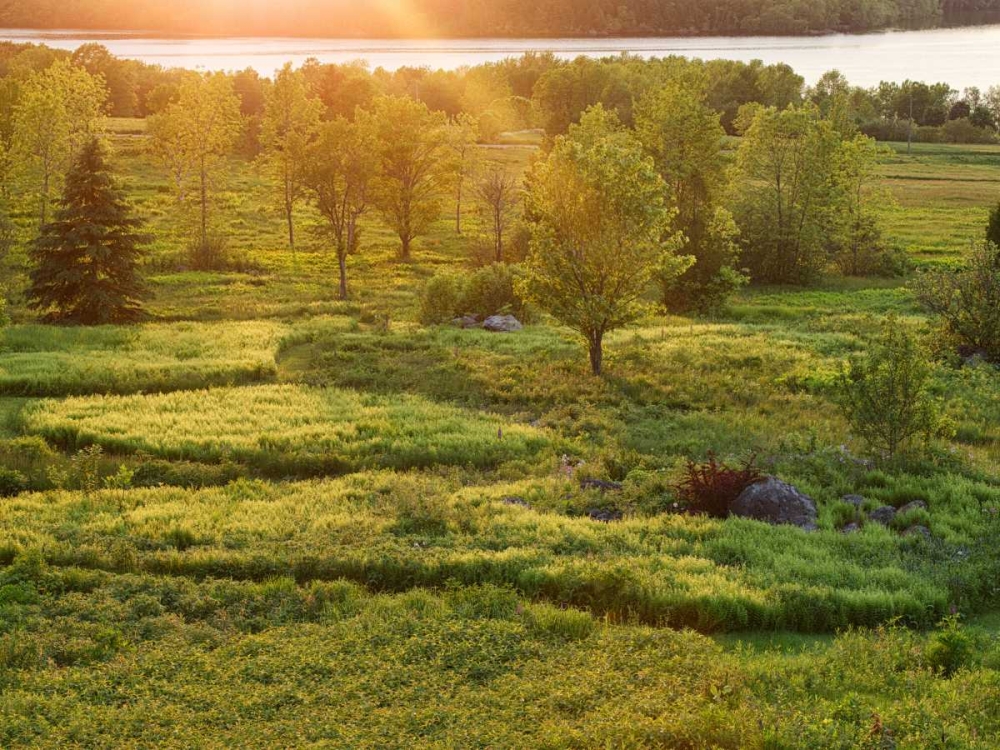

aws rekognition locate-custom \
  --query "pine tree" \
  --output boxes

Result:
[28,138,148,324]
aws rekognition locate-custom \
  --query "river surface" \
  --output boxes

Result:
[2,26,1000,88]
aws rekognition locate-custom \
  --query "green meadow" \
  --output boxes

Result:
[1,134,999,747]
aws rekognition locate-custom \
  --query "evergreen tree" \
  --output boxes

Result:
[29,138,148,324]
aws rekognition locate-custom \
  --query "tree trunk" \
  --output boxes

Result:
[588,333,604,376]
[455,182,462,235]
[200,157,208,249]
[286,180,295,254]
[400,234,411,261]
[338,248,348,300]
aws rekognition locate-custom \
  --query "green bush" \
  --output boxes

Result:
[914,242,1000,362]
[461,263,531,321]
[0,468,28,497]
[925,615,976,676]
[418,272,468,325]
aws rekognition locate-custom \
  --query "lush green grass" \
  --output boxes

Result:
[22,384,553,476]
[0,321,286,396]
[1,136,999,746]
[879,141,1000,264]
[3,473,997,632]
[1,556,999,748]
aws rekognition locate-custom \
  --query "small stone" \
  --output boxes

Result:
[841,494,865,507]
[452,315,480,329]
[482,315,523,333]
[840,522,862,534]
[580,478,624,492]
[902,524,932,539]
[897,500,928,516]
[868,506,897,526]
[586,508,623,523]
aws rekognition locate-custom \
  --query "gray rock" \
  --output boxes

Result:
[868,505,897,526]
[587,508,623,523]
[452,315,480,329]
[501,496,531,509]
[482,315,523,333]
[902,524,932,539]
[897,500,928,516]
[842,494,865,507]
[730,477,818,531]
[580,478,624,492]
[840,522,862,534]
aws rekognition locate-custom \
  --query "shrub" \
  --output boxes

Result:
[925,615,976,676]
[914,242,1000,362]
[461,263,530,321]
[418,272,468,325]
[836,318,943,460]
[674,453,762,518]
[987,203,1000,247]
[0,469,28,497]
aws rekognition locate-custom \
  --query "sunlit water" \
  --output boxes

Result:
[3,26,1000,87]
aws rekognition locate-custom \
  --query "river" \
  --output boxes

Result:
[2,26,1000,88]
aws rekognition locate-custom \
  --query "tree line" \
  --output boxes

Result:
[3,49,997,379]
[3,0,998,37]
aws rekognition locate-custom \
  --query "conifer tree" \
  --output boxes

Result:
[29,138,148,324]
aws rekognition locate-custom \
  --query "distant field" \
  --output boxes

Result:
[879,141,1000,263]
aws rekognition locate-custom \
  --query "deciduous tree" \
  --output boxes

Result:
[260,63,322,253]
[522,106,688,375]
[370,96,451,260]
[12,60,107,228]
[305,115,379,299]
[147,72,242,251]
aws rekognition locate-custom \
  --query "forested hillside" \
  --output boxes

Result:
[2,0,1000,37]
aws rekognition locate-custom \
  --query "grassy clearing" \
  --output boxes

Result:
[22,384,553,476]
[1,557,999,748]
[3,473,998,632]
[0,321,286,396]
[0,137,999,745]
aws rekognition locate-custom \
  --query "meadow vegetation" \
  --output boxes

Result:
[0,47,998,748]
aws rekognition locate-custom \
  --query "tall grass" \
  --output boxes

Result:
[23,385,553,475]
[0,321,286,396]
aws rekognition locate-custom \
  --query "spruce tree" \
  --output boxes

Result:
[28,138,148,324]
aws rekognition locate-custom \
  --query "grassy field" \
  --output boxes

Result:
[0,132,999,747]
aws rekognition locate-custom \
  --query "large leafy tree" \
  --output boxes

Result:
[147,72,243,250]
[635,84,745,312]
[260,63,323,253]
[305,115,379,299]
[28,138,148,324]
[522,106,688,376]
[12,59,107,228]
[730,104,842,284]
[370,96,451,260]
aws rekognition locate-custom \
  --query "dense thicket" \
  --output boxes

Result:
[1,0,998,37]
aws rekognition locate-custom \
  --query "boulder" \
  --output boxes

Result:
[841,494,865,508]
[902,524,932,539]
[482,315,523,333]
[868,506,897,526]
[897,500,928,516]
[452,315,480,329]
[580,478,624,492]
[587,508,623,523]
[730,477,818,531]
